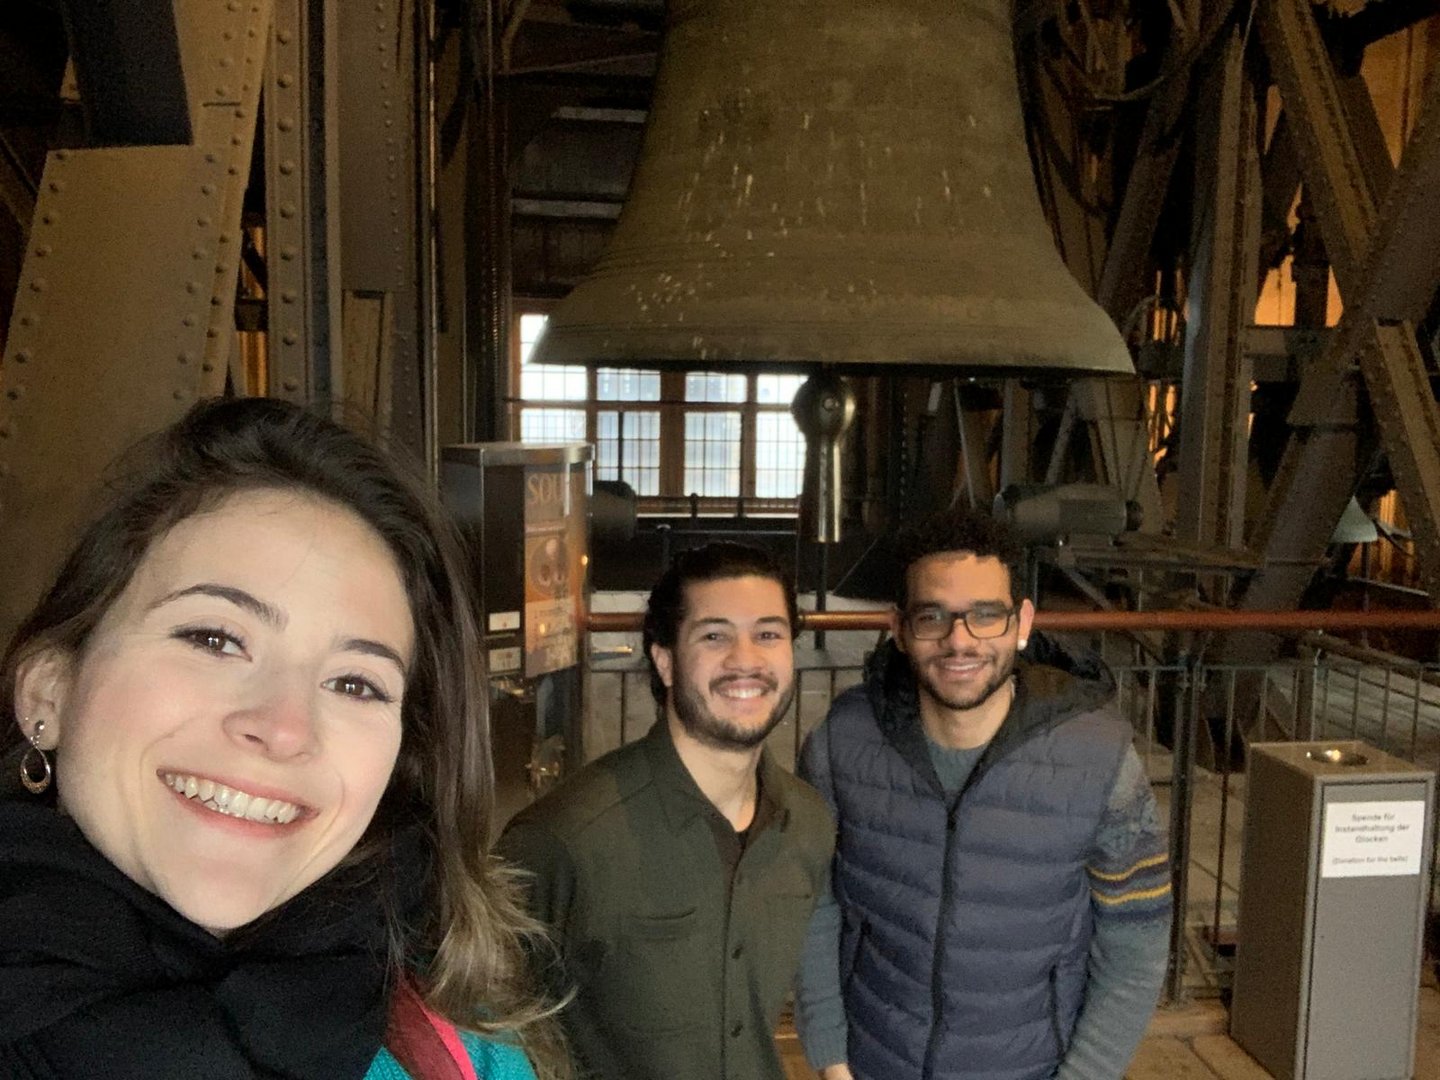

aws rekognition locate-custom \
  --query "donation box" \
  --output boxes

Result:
[440,443,591,831]
[1231,741,1435,1080]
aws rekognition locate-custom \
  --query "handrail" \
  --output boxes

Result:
[585,608,1440,633]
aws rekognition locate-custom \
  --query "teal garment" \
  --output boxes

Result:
[923,736,985,797]
[364,1030,538,1080]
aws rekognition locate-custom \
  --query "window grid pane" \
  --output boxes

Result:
[756,374,806,405]
[519,313,587,402]
[596,410,620,481]
[623,411,661,495]
[754,411,807,499]
[684,371,747,403]
[519,408,587,443]
[519,313,547,358]
[597,368,661,402]
[683,411,741,496]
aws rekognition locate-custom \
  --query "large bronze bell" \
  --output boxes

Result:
[531,0,1132,375]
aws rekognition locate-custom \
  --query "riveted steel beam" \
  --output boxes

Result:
[0,0,273,639]
[1359,320,1440,597]
[337,0,424,454]
[1176,29,1260,555]
[264,0,342,406]
[1055,20,1192,540]
[1256,114,1301,292]
[1034,3,1195,537]
[468,0,512,442]
[1255,0,1440,601]
[1257,0,1378,296]
[1095,53,1192,324]
[431,13,471,450]
[1357,72,1440,328]
[998,380,1032,490]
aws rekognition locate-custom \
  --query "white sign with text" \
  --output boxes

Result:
[1320,800,1426,878]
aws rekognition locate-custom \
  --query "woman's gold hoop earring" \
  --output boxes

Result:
[20,717,53,795]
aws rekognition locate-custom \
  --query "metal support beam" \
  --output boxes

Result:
[1257,0,1378,293]
[1070,381,1165,532]
[467,0,513,442]
[58,0,192,145]
[432,14,472,450]
[999,380,1032,491]
[337,0,425,454]
[1049,15,1192,536]
[1256,113,1301,294]
[1359,77,1440,327]
[0,0,273,639]
[1290,191,1330,327]
[265,0,342,406]
[955,384,995,512]
[1357,321,1440,597]
[0,135,36,244]
[1217,0,1440,754]
[1095,53,1191,325]
[1254,0,1440,601]
[1176,29,1260,554]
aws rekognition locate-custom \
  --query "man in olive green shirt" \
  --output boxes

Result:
[498,542,834,1080]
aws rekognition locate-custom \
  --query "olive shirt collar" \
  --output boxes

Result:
[640,716,786,846]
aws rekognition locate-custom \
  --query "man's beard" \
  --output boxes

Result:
[911,647,1017,714]
[671,667,796,752]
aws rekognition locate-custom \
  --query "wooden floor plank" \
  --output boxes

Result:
[1415,986,1440,1080]
[1190,1035,1274,1080]
[1146,1000,1230,1038]
[774,987,1440,1079]
[1126,1037,1221,1079]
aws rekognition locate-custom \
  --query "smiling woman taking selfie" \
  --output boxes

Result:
[0,398,568,1080]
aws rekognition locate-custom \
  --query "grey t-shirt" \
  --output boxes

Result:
[925,736,986,797]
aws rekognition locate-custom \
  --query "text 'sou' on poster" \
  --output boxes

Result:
[523,466,586,678]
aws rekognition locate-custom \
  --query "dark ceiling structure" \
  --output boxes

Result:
[0,0,1437,649]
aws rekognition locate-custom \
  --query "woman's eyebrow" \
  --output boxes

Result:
[154,586,409,676]
[150,583,286,628]
[337,636,409,677]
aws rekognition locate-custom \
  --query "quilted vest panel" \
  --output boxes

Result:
[825,685,1130,1080]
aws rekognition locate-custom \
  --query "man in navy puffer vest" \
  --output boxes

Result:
[795,507,1170,1080]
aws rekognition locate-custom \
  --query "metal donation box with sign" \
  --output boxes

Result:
[1231,741,1435,1080]
[440,443,591,829]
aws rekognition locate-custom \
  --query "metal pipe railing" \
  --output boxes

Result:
[584,605,1440,1003]
[586,608,1440,633]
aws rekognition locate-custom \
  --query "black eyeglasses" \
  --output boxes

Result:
[903,604,1016,641]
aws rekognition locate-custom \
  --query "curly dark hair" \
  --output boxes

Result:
[642,541,799,709]
[893,506,1025,608]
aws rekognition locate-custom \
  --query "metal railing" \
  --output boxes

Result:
[584,608,1440,1002]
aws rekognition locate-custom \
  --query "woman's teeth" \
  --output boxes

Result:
[163,773,301,824]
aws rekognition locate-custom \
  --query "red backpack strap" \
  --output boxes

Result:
[384,976,478,1080]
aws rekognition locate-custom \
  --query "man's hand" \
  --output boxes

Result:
[818,1066,855,1080]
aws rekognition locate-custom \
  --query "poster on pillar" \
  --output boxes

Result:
[524,466,586,678]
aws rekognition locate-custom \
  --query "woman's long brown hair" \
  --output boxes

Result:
[0,397,570,1079]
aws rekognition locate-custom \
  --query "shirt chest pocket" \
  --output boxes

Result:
[742,858,819,1019]
[601,908,711,1034]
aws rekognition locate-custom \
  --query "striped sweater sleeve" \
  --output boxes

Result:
[1056,744,1171,1080]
